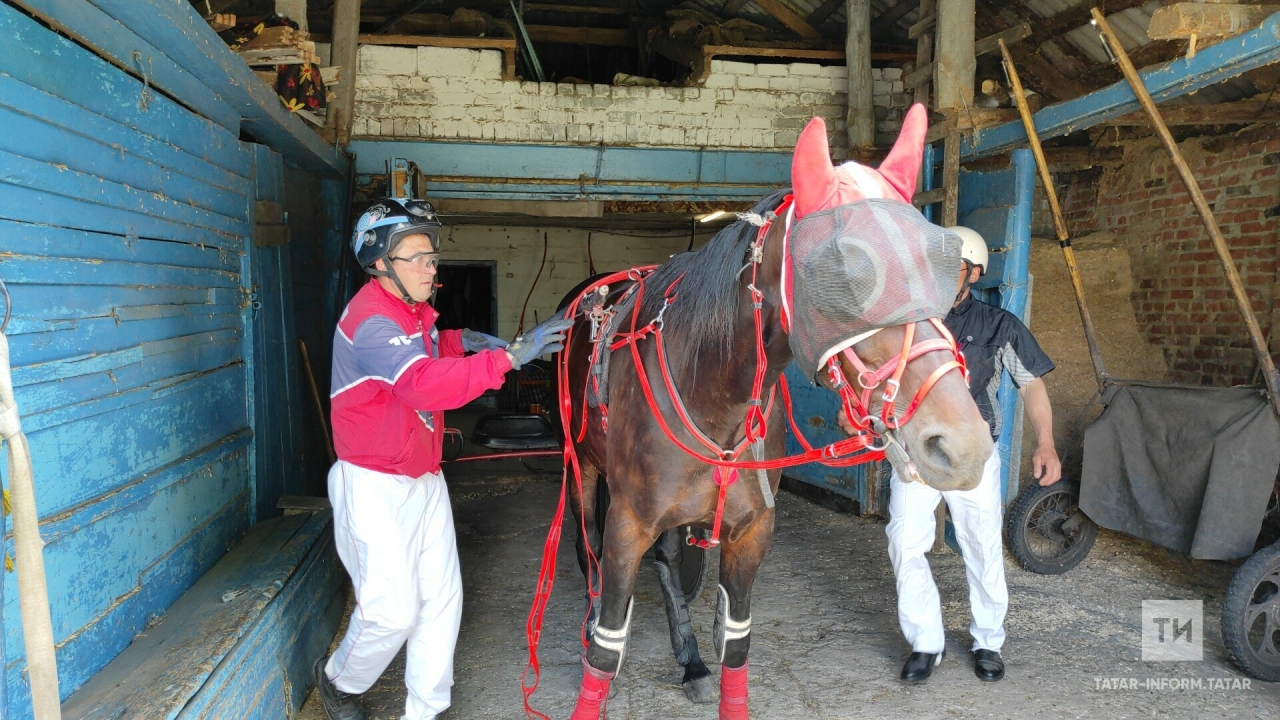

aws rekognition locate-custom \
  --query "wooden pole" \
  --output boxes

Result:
[934,0,975,111]
[941,129,960,226]
[1092,8,1280,411]
[913,0,935,107]
[325,0,361,145]
[846,0,875,153]
[999,39,1109,388]
[299,340,337,466]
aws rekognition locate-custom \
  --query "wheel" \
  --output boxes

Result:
[678,530,709,603]
[1222,540,1280,682]
[1005,480,1097,575]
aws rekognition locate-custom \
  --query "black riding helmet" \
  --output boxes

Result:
[352,198,442,304]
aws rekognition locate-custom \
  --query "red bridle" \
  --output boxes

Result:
[825,317,969,437]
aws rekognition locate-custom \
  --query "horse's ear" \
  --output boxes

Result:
[792,117,838,218]
[877,104,929,203]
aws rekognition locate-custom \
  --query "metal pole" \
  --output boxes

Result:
[998,39,1109,389]
[1092,9,1280,412]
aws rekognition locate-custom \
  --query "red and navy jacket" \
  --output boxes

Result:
[331,280,512,477]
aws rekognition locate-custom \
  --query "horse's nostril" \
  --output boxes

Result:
[923,434,952,469]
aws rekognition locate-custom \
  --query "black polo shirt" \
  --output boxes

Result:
[943,293,1055,440]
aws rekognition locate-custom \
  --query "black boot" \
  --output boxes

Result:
[314,655,367,720]
[900,650,945,682]
[973,649,1005,682]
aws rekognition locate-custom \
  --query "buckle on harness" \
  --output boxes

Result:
[882,378,900,403]
[653,298,673,330]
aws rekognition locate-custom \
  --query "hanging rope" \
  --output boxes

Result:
[0,278,62,720]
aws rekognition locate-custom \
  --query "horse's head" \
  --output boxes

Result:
[786,105,991,492]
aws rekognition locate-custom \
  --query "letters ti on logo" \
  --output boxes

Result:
[1141,600,1203,662]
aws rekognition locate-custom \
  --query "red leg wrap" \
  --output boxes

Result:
[719,661,749,720]
[568,657,616,720]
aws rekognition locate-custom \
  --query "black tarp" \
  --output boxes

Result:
[1080,383,1280,560]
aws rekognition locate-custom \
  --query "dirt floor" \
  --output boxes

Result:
[298,453,1280,720]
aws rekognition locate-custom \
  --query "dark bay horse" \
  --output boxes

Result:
[549,106,992,720]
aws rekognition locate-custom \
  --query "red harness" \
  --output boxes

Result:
[521,198,967,719]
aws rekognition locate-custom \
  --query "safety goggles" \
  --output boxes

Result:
[388,250,440,270]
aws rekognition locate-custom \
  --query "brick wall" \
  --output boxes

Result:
[1056,134,1280,385]
[353,45,911,157]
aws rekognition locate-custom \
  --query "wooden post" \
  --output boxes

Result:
[941,129,960,226]
[846,0,875,152]
[325,0,361,145]
[999,39,1109,389]
[276,0,308,32]
[934,0,975,111]
[913,0,935,106]
[1093,8,1280,411]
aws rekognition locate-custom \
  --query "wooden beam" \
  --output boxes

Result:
[523,25,633,46]
[975,3,1086,102]
[807,0,846,27]
[914,0,935,105]
[327,0,360,146]
[1079,39,1180,87]
[908,11,935,40]
[525,3,629,15]
[848,0,875,149]
[702,45,845,60]
[722,0,750,17]
[1100,99,1278,125]
[755,0,823,40]
[935,0,976,110]
[871,0,920,36]
[1149,3,1280,40]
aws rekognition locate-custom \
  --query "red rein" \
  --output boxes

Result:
[520,200,966,719]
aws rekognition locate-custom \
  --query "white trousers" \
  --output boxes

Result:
[325,460,463,720]
[886,450,1008,654]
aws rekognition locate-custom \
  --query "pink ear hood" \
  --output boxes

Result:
[791,104,930,218]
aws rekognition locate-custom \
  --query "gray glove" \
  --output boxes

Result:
[461,329,508,353]
[506,317,574,370]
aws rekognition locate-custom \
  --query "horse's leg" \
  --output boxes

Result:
[570,501,654,720]
[714,516,774,720]
[652,528,716,703]
[570,464,607,639]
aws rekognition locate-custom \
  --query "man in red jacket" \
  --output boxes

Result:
[314,198,571,720]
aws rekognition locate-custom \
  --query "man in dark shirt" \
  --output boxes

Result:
[844,226,1060,685]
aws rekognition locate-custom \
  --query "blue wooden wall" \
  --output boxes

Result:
[0,3,338,714]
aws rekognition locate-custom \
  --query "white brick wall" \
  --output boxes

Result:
[352,46,928,157]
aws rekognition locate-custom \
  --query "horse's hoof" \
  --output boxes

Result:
[682,673,718,704]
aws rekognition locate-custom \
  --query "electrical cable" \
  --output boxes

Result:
[516,231,549,336]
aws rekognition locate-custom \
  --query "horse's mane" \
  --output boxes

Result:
[637,189,791,360]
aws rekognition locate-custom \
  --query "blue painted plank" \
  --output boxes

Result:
[0,4,250,178]
[83,0,346,176]
[8,309,240,367]
[0,108,250,220]
[2,439,250,659]
[0,257,238,293]
[11,0,240,131]
[253,145,285,204]
[5,366,248,520]
[180,523,342,720]
[15,330,241,410]
[964,13,1280,160]
[0,76,249,200]
[5,285,215,328]
[0,221,239,272]
[0,150,249,240]
[0,184,242,254]
[5,490,250,713]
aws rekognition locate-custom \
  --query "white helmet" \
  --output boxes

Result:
[947,226,988,274]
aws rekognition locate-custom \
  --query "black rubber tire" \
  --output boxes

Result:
[1005,480,1097,575]
[1222,540,1280,682]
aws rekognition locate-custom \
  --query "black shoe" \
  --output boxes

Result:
[900,650,945,682]
[314,655,367,720]
[973,649,1005,682]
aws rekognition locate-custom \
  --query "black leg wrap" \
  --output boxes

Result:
[653,560,698,665]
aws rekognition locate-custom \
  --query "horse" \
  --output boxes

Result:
[544,105,994,720]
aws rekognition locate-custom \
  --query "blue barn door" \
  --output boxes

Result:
[0,5,257,714]
[247,146,306,521]
[781,149,1035,511]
